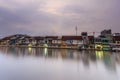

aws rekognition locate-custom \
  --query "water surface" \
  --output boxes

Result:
[0,47,120,80]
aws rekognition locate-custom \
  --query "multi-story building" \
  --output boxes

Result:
[99,29,113,50]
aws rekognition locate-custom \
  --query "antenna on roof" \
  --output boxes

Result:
[75,26,77,36]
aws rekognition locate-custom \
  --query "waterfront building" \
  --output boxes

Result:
[100,29,113,42]
[101,37,111,51]
[113,33,120,36]
[81,32,89,49]
[61,36,82,48]
[88,36,94,49]
[14,34,32,45]
[17,36,30,45]
[113,33,120,44]
[112,35,120,51]
[0,35,15,45]
[33,36,44,46]
[81,32,94,49]
[0,34,32,46]
[94,37,102,50]
[45,36,59,47]
[1,29,120,51]
[99,29,113,51]
[113,36,120,45]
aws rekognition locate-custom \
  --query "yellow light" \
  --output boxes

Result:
[43,44,48,47]
[95,44,103,50]
[28,47,32,52]
[44,48,48,56]
[96,51,104,59]
[28,43,32,47]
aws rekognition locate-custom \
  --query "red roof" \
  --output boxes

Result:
[1,35,15,40]
[45,36,58,40]
[62,36,82,40]
[33,36,45,40]
[88,36,94,39]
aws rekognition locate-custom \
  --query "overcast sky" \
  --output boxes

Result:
[0,0,120,38]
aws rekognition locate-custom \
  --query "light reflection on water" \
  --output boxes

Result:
[0,47,120,80]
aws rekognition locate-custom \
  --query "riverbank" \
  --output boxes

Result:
[0,45,112,51]
[1,44,120,52]
[0,45,80,50]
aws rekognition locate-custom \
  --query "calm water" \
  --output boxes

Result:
[0,47,120,80]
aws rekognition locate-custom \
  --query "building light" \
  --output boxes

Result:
[28,43,32,47]
[96,51,104,59]
[28,47,32,52]
[43,44,48,47]
[95,44,103,50]
[44,48,48,56]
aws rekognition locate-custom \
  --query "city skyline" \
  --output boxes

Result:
[0,0,120,38]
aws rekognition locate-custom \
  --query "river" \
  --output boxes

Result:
[0,47,120,80]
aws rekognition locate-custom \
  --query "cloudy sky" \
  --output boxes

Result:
[0,0,120,38]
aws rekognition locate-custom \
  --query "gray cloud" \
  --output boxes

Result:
[0,0,120,38]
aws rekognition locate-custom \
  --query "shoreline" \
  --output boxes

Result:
[0,45,116,52]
